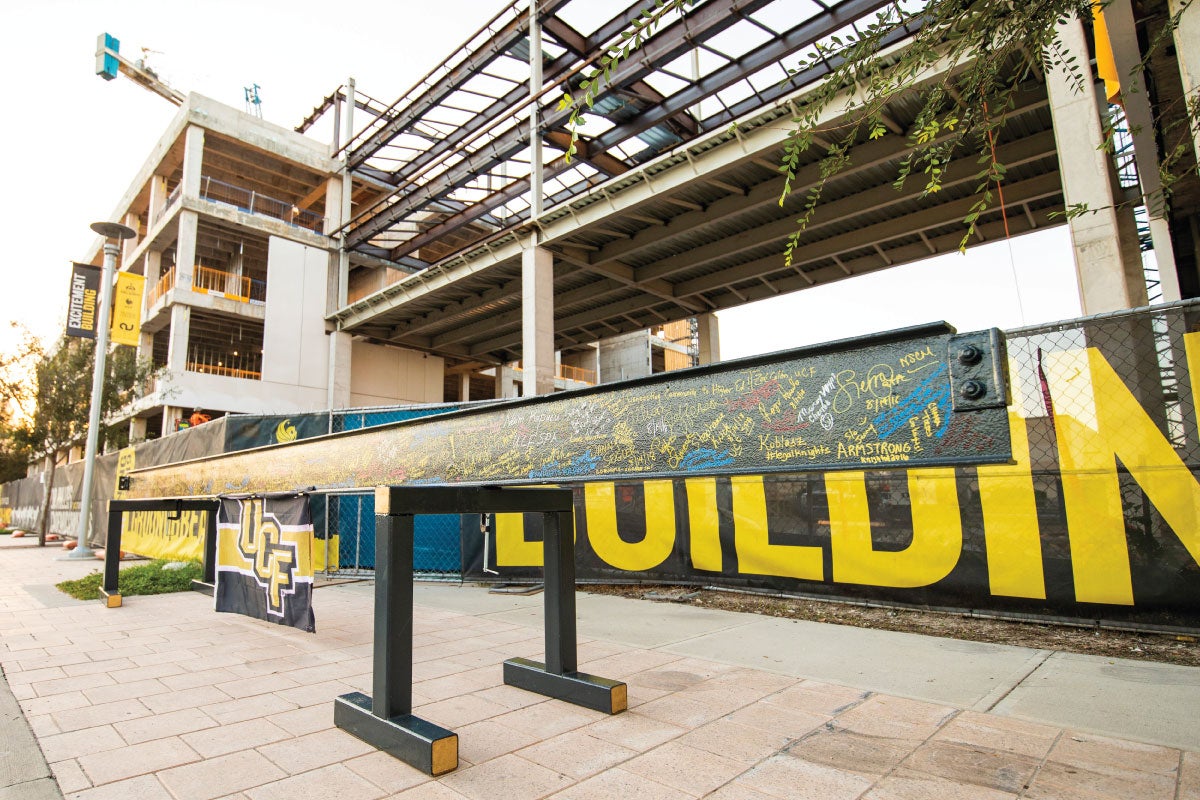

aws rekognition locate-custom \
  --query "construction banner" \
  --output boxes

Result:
[65,263,101,339]
[215,494,315,632]
[110,271,145,347]
[122,508,209,562]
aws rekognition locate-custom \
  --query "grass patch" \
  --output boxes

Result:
[56,560,203,601]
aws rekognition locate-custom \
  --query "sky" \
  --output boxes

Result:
[0,0,1083,365]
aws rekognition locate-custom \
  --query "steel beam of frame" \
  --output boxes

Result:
[387,277,524,339]
[632,129,1058,285]
[348,0,575,170]
[357,2,895,257]
[552,248,704,313]
[587,0,897,155]
[392,274,634,344]
[675,172,1063,299]
[469,173,1061,358]
[566,92,1046,274]
[346,0,776,251]
[344,1,659,230]
[474,294,679,356]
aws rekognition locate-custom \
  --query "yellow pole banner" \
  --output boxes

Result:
[1092,3,1121,103]
[110,271,145,347]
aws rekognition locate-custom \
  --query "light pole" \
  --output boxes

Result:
[65,221,137,560]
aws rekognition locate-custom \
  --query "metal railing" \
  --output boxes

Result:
[513,361,596,385]
[198,176,325,233]
[558,364,596,384]
[192,265,267,303]
[186,361,262,380]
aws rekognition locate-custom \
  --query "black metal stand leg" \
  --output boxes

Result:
[504,509,627,714]
[190,506,218,596]
[100,506,122,608]
[336,512,458,775]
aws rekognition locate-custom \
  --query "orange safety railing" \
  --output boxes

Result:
[513,361,596,385]
[145,266,176,308]
[558,364,596,384]
[186,362,262,380]
[191,266,267,303]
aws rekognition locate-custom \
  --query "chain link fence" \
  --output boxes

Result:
[319,494,461,577]
[1006,299,1200,466]
[318,403,466,577]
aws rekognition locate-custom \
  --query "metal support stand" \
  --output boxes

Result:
[502,505,627,714]
[336,485,626,776]
[191,508,218,596]
[101,499,220,607]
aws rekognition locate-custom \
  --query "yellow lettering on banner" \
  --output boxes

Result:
[685,477,722,571]
[114,447,136,499]
[829,468,961,587]
[495,512,543,567]
[313,536,340,572]
[585,481,674,571]
[732,474,822,580]
[1189,332,1200,413]
[493,484,574,567]
[121,509,206,561]
[978,413,1046,598]
[1047,348,1200,605]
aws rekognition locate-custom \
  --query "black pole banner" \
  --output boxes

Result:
[66,262,102,339]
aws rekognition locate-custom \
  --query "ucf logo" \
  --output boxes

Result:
[237,498,297,615]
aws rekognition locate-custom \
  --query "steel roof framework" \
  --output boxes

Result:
[325,0,1065,366]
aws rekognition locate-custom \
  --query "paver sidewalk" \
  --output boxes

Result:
[1,536,1197,799]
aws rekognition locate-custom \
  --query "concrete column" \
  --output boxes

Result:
[697,313,721,365]
[121,212,140,265]
[181,125,205,200]
[495,366,516,398]
[459,372,472,402]
[145,249,163,287]
[324,177,344,234]
[175,210,199,292]
[1171,0,1200,164]
[148,174,168,226]
[326,331,352,410]
[1046,18,1147,313]
[161,405,183,437]
[129,417,147,444]
[166,304,191,373]
[227,246,245,296]
[521,246,555,395]
[1104,0,1180,301]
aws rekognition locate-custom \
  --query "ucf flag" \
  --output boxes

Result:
[216,494,316,632]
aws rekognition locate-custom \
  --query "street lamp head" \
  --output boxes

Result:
[89,221,137,240]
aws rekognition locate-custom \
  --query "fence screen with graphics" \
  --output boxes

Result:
[465,303,1200,628]
[7,304,1200,627]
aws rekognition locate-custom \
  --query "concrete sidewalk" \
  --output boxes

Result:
[0,537,1197,800]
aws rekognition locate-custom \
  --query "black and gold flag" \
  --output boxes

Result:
[215,494,316,632]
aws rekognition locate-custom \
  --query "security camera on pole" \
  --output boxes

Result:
[64,221,137,560]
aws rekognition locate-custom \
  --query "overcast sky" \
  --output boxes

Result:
[1,0,1083,364]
